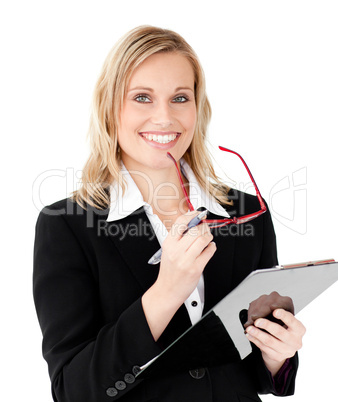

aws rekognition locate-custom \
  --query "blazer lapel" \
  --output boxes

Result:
[106,207,161,292]
[202,215,237,314]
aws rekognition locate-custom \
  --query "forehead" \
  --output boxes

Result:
[128,52,195,89]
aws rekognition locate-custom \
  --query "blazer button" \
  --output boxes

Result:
[106,387,118,397]
[124,373,136,384]
[132,365,141,376]
[115,380,126,391]
[189,368,206,379]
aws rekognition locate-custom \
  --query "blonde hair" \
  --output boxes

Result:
[73,25,231,209]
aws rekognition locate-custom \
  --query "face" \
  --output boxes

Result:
[118,52,196,172]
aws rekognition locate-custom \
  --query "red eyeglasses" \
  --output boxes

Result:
[167,146,267,228]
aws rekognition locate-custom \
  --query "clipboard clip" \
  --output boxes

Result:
[280,258,336,270]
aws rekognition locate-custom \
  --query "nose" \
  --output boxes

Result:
[150,101,173,128]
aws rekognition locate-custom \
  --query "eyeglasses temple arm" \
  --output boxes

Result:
[218,146,267,211]
[167,152,195,211]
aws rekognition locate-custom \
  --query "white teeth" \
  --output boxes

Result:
[141,133,178,144]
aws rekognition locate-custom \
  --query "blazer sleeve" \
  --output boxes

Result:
[33,207,162,401]
[243,201,299,396]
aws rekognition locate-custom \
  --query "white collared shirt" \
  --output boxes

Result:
[106,159,230,325]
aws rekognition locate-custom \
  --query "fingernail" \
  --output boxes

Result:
[246,326,254,334]
[255,319,262,327]
[274,309,282,318]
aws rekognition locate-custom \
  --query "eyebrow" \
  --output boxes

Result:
[128,86,194,93]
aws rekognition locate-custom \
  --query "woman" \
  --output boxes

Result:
[33,26,305,401]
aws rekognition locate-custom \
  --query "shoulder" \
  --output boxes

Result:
[34,198,111,271]
[35,197,110,239]
[39,197,77,215]
[37,197,109,220]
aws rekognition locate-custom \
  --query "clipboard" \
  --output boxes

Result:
[137,259,337,378]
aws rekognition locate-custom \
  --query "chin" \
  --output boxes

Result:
[145,155,174,170]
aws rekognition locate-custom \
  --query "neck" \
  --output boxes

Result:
[122,158,190,216]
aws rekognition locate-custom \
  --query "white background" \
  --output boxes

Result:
[1,1,337,401]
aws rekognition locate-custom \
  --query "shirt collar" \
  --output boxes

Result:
[106,159,230,222]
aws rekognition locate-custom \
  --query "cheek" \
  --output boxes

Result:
[183,107,197,134]
[118,108,144,148]
[120,105,138,131]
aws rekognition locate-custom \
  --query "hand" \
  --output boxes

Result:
[156,210,216,304]
[142,210,216,341]
[245,308,306,377]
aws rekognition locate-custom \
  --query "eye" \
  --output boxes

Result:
[172,95,189,103]
[134,94,151,103]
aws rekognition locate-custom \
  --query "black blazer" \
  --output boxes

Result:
[33,190,298,402]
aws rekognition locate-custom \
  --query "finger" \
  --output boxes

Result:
[246,326,290,356]
[245,332,285,362]
[179,222,211,247]
[252,315,305,355]
[195,241,217,266]
[188,220,211,234]
[169,211,203,240]
[273,309,306,335]
[253,318,289,343]
[184,230,214,258]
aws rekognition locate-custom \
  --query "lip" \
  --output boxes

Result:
[138,131,181,149]
[139,131,180,136]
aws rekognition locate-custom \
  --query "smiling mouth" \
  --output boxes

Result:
[139,132,181,144]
